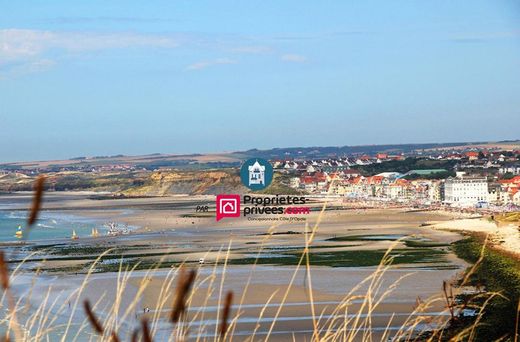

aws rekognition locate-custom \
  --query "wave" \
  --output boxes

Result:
[6,211,27,220]
[36,223,55,229]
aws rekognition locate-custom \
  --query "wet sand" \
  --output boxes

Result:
[2,192,471,340]
[19,264,459,341]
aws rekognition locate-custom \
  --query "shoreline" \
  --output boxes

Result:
[428,217,520,258]
[1,191,496,340]
[2,191,517,260]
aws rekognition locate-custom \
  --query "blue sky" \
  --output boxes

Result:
[1,1,520,162]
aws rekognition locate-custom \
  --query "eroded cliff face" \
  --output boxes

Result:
[0,169,247,195]
[122,170,247,196]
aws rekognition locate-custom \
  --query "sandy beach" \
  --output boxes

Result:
[428,218,520,257]
[1,192,485,340]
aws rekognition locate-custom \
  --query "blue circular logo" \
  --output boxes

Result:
[240,158,273,191]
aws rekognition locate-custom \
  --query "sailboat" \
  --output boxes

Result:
[15,225,23,239]
[71,230,79,240]
[91,228,100,238]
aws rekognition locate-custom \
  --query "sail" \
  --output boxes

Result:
[15,225,23,239]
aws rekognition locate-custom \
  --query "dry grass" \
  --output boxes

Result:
[27,176,45,227]
[0,177,516,341]
[0,236,511,341]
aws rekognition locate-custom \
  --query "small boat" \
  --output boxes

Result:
[71,230,79,240]
[15,225,23,239]
[91,228,100,238]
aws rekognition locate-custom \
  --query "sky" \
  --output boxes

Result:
[1,1,520,162]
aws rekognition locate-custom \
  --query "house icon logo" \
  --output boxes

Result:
[216,194,240,221]
[248,160,265,186]
[240,158,273,191]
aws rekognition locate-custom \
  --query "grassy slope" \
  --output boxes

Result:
[452,236,520,340]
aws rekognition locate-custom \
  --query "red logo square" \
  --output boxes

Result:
[216,194,241,221]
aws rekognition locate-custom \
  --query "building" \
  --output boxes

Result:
[443,172,488,206]
[299,177,317,192]
[289,177,300,188]
[498,175,520,204]
[499,163,520,175]
[342,169,361,178]
[386,179,408,199]
[427,181,442,202]
[488,183,507,205]
[465,151,479,161]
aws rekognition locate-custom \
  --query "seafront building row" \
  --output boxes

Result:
[287,170,520,208]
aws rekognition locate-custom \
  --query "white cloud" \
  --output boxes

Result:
[0,29,182,77]
[0,29,179,64]
[186,58,237,71]
[281,54,307,63]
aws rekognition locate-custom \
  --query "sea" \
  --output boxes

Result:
[0,210,104,242]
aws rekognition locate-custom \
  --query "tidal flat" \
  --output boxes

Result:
[1,192,470,340]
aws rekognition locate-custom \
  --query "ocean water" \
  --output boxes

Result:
[0,211,105,242]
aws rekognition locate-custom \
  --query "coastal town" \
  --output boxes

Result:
[2,146,520,210]
[277,149,520,208]
[2,0,520,340]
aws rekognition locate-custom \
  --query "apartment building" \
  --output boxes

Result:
[443,172,488,206]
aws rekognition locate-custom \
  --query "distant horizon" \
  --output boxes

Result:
[2,137,519,164]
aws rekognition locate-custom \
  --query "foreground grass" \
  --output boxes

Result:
[2,242,455,341]
[452,236,520,340]
[2,177,518,341]
[1,234,517,340]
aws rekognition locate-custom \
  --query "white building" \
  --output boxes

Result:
[306,165,316,173]
[443,172,488,206]
[499,164,520,175]
[427,181,442,202]
[289,177,300,188]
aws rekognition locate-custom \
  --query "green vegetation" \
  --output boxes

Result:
[403,170,454,180]
[53,175,96,190]
[326,234,405,242]
[35,258,184,273]
[16,244,188,266]
[452,237,520,340]
[26,240,454,273]
[325,234,451,246]
[52,172,150,192]
[181,212,214,218]
[501,172,516,180]
[229,248,450,268]
[256,230,302,236]
[352,157,457,176]
[403,239,449,248]
[26,243,152,256]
